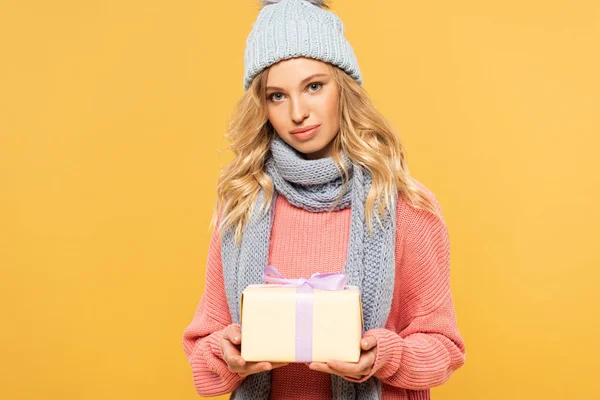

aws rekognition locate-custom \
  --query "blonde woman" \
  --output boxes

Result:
[182,1,466,399]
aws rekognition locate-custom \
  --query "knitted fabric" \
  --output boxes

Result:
[243,0,363,90]
[221,135,398,399]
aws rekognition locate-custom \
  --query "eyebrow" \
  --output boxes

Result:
[266,73,330,92]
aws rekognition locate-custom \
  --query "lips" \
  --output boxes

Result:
[290,124,321,134]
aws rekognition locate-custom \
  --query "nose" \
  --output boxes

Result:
[290,97,309,124]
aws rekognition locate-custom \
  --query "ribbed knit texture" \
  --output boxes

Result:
[243,0,363,90]
[182,179,466,399]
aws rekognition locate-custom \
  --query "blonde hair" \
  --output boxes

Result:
[211,62,443,247]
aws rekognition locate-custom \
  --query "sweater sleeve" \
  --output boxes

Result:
[346,190,466,389]
[181,215,245,396]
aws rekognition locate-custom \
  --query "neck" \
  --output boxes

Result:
[303,139,335,160]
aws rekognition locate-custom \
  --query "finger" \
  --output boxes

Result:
[355,348,376,370]
[309,362,362,380]
[238,361,272,377]
[245,361,288,371]
[361,335,377,351]
[310,361,363,380]
[221,339,244,368]
[233,360,288,376]
[326,359,362,376]
[356,350,376,375]
[223,324,242,345]
[225,355,246,371]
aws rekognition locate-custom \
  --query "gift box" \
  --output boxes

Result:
[240,266,364,363]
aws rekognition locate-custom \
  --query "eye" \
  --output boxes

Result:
[308,82,323,92]
[268,92,284,102]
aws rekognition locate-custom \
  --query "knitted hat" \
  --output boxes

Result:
[243,0,363,90]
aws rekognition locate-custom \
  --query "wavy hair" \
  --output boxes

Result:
[210,62,444,247]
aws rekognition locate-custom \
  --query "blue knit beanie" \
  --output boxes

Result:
[243,0,363,90]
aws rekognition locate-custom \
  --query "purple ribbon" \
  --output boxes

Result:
[262,265,349,362]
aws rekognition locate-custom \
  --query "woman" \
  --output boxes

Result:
[182,1,466,399]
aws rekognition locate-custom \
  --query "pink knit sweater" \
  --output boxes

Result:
[182,181,466,399]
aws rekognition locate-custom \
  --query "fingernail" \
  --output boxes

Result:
[362,340,368,346]
[234,336,239,342]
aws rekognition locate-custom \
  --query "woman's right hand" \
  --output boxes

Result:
[220,323,289,378]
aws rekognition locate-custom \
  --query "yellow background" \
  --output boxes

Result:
[2,1,599,399]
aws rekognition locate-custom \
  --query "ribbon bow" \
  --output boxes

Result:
[262,265,348,291]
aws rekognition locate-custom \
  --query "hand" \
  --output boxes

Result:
[307,335,377,380]
[220,323,289,378]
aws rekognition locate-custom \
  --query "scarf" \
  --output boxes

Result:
[221,134,398,399]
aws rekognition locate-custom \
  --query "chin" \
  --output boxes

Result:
[291,138,335,159]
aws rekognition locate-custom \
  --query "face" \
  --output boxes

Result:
[265,57,340,160]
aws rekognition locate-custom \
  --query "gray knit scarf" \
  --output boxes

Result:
[221,134,398,399]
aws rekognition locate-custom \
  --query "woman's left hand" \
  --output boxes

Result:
[307,335,377,380]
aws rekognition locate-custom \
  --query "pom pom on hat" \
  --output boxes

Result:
[260,0,329,8]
